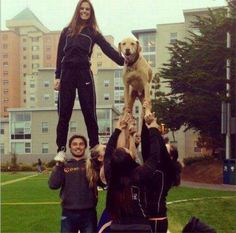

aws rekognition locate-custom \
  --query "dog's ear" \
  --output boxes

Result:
[136,41,142,53]
[118,42,122,55]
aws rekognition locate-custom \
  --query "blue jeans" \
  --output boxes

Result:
[61,208,97,233]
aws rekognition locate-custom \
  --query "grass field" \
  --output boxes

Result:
[1,172,236,233]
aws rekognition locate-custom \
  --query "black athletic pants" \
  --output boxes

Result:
[56,67,99,151]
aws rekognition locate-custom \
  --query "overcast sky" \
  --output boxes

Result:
[1,0,226,44]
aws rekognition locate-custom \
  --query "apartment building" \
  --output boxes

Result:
[1,105,119,164]
[0,118,9,156]
[0,31,21,117]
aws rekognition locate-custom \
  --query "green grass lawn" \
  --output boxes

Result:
[1,172,236,233]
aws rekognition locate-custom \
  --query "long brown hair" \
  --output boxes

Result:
[86,144,103,188]
[106,148,139,219]
[68,0,99,36]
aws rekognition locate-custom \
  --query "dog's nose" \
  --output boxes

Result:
[125,48,130,54]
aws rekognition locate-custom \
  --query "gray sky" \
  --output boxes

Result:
[1,0,226,44]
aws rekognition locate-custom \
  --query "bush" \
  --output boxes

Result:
[20,165,36,172]
[183,155,213,166]
[47,160,56,168]
[1,163,11,172]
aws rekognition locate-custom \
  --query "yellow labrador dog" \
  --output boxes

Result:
[119,37,153,118]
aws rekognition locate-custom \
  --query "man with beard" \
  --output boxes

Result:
[49,134,98,233]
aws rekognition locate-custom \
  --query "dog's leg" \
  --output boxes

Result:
[124,83,131,113]
[127,88,137,116]
[143,83,152,118]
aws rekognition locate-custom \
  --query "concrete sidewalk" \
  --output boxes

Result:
[181,180,236,191]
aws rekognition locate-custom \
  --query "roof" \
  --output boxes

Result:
[12,8,43,24]
[7,8,49,33]
[132,28,156,38]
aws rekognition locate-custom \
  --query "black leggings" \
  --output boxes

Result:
[149,218,168,233]
[56,67,99,150]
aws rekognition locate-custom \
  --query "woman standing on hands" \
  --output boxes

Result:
[54,0,124,161]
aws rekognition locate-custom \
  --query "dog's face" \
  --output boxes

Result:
[118,37,141,57]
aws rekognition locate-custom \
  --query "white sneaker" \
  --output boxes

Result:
[54,151,66,162]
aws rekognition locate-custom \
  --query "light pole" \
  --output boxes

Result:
[225,6,231,159]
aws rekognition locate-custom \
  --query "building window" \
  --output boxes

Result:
[46,55,51,60]
[3,89,8,95]
[104,93,110,101]
[44,80,50,87]
[22,38,27,42]
[42,122,48,133]
[3,71,8,76]
[3,54,8,59]
[135,106,139,114]
[23,47,27,51]
[23,64,27,68]
[70,121,77,132]
[104,80,110,87]
[139,33,156,52]
[3,62,8,68]
[32,55,39,60]
[170,32,177,44]
[3,44,8,49]
[43,94,50,101]
[32,37,39,42]
[11,142,31,154]
[42,143,49,153]
[3,80,8,85]
[30,95,35,102]
[4,98,9,103]
[97,109,110,136]
[32,63,39,69]
[97,62,102,67]
[0,128,4,134]
[25,143,31,153]
[23,56,27,60]
[114,70,122,78]
[97,52,102,58]
[11,113,31,140]
[46,47,51,52]
[54,91,59,106]
[30,80,35,88]
[32,46,39,51]
[0,144,4,154]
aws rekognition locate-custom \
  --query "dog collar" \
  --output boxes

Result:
[125,53,139,67]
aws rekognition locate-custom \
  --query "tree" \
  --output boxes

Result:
[152,73,184,141]
[159,6,235,151]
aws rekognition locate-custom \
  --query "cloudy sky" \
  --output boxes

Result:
[1,0,226,44]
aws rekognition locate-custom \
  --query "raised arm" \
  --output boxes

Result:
[140,119,150,163]
[48,163,65,189]
[104,114,131,182]
[138,114,162,180]
[103,128,121,183]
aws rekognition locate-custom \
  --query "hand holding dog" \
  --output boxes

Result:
[116,113,131,130]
